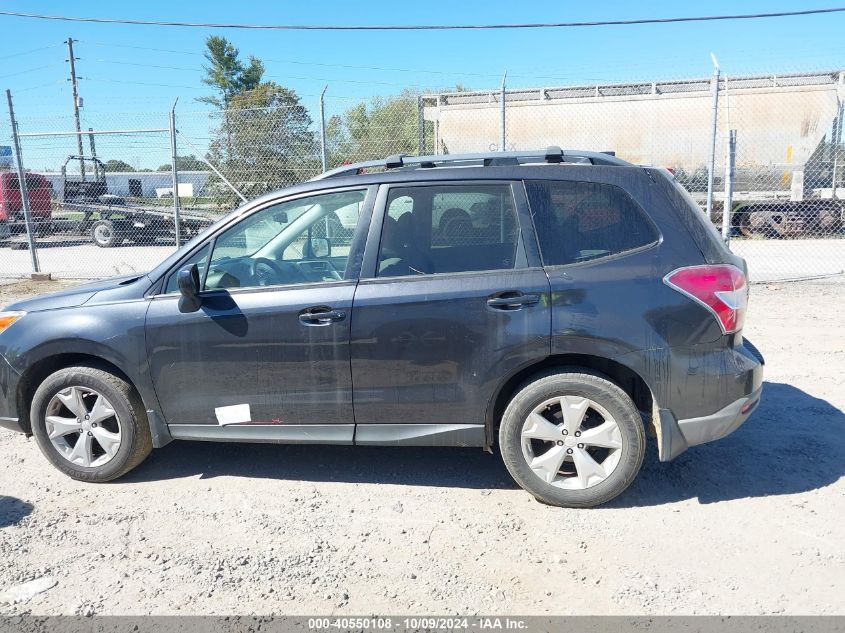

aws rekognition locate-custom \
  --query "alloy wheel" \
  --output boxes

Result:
[520,395,623,490]
[44,386,123,468]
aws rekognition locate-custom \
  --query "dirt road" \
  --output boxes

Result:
[0,279,843,615]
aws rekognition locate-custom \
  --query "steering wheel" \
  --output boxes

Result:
[249,257,286,287]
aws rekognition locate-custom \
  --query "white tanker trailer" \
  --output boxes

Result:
[422,70,845,237]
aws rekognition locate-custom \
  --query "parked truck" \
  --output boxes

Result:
[54,155,213,247]
[0,171,53,241]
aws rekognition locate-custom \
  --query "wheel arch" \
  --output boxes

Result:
[16,353,136,434]
[484,353,656,451]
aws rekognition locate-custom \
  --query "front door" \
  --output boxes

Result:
[350,182,551,445]
[146,187,373,442]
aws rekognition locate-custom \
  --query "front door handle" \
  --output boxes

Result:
[486,292,540,310]
[298,306,346,326]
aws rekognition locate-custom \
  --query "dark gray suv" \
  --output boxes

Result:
[0,149,763,507]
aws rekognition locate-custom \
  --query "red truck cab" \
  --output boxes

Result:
[0,171,53,224]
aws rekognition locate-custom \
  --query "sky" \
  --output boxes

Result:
[1,0,844,169]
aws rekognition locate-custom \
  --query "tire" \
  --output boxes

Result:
[499,370,645,508]
[91,219,122,248]
[30,366,152,482]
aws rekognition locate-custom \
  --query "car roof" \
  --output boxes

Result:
[243,162,648,210]
[313,147,631,181]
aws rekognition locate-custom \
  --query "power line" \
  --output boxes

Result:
[0,43,62,61]
[85,77,207,90]
[0,64,61,80]
[84,40,845,87]
[88,42,553,81]
[11,80,65,94]
[1,7,844,30]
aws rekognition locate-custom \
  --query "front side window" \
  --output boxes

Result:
[198,189,366,290]
[377,184,521,278]
[526,180,659,266]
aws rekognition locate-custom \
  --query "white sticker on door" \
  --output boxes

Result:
[214,403,251,426]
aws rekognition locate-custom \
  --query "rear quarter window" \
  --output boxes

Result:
[525,180,659,266]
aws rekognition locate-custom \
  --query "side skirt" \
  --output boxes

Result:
[164,423,486,447]
[355,423,485,447]
[168,424,354,445]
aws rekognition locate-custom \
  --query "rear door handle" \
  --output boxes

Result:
[298,307,346,326]
[486,293,540,310]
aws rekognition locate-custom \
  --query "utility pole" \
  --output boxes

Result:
[705,52,720,221]
[66,37,85,181]
[6,90,40,273]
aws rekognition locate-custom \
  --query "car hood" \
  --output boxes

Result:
[3,274,151,313]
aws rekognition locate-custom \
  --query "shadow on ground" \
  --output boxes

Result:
[125,441,518,490]
[614,381,845,507]
[123,381,844,504]
[0,496,33,528]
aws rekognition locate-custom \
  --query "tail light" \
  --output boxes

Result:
[664,264,747,334]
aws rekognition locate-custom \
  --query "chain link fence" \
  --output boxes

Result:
[2,68,844,282]
[423,69,845,282]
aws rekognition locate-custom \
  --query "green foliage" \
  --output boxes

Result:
[326,89,425,167]
[198,36,265,108]
[103,159,135,172]
[207,82,319,209]
[195,36,318,209]
[325,86,469,166]
[157,155,208,172]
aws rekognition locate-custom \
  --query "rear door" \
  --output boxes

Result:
[523,177,663,358]
[350,181,551,445]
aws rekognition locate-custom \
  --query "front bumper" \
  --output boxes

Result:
[657,338,764,461]
[0,416,24,433]
[0,353,24,434]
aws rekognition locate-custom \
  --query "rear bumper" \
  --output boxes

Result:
[679,386,761,443]
[657,339,764,461]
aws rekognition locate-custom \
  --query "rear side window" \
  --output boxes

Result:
[377,184,521,277]
[526,180,658,266]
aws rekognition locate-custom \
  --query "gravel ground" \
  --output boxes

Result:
[0,278,843,616]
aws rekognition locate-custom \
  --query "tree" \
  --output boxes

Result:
[207,81,319,207]
[198,36,264,108]
[196,36,319,208]
[157,155,208,172]
[326,90,421,167]
[103,159,135,172]
[326,86,467,167]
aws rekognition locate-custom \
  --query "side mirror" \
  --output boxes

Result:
[177,263,202,313]
[274,211,288,224]
[309,237,331,258]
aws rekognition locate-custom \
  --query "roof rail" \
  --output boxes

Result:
[311,147,631,180]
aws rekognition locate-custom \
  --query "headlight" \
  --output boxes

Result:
[0,311,25,334]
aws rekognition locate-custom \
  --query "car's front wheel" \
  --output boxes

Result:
[30,366,152,482]
[499,370,645,508]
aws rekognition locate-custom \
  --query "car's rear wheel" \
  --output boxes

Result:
[499,370,645,508]
[30,366,152,482]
